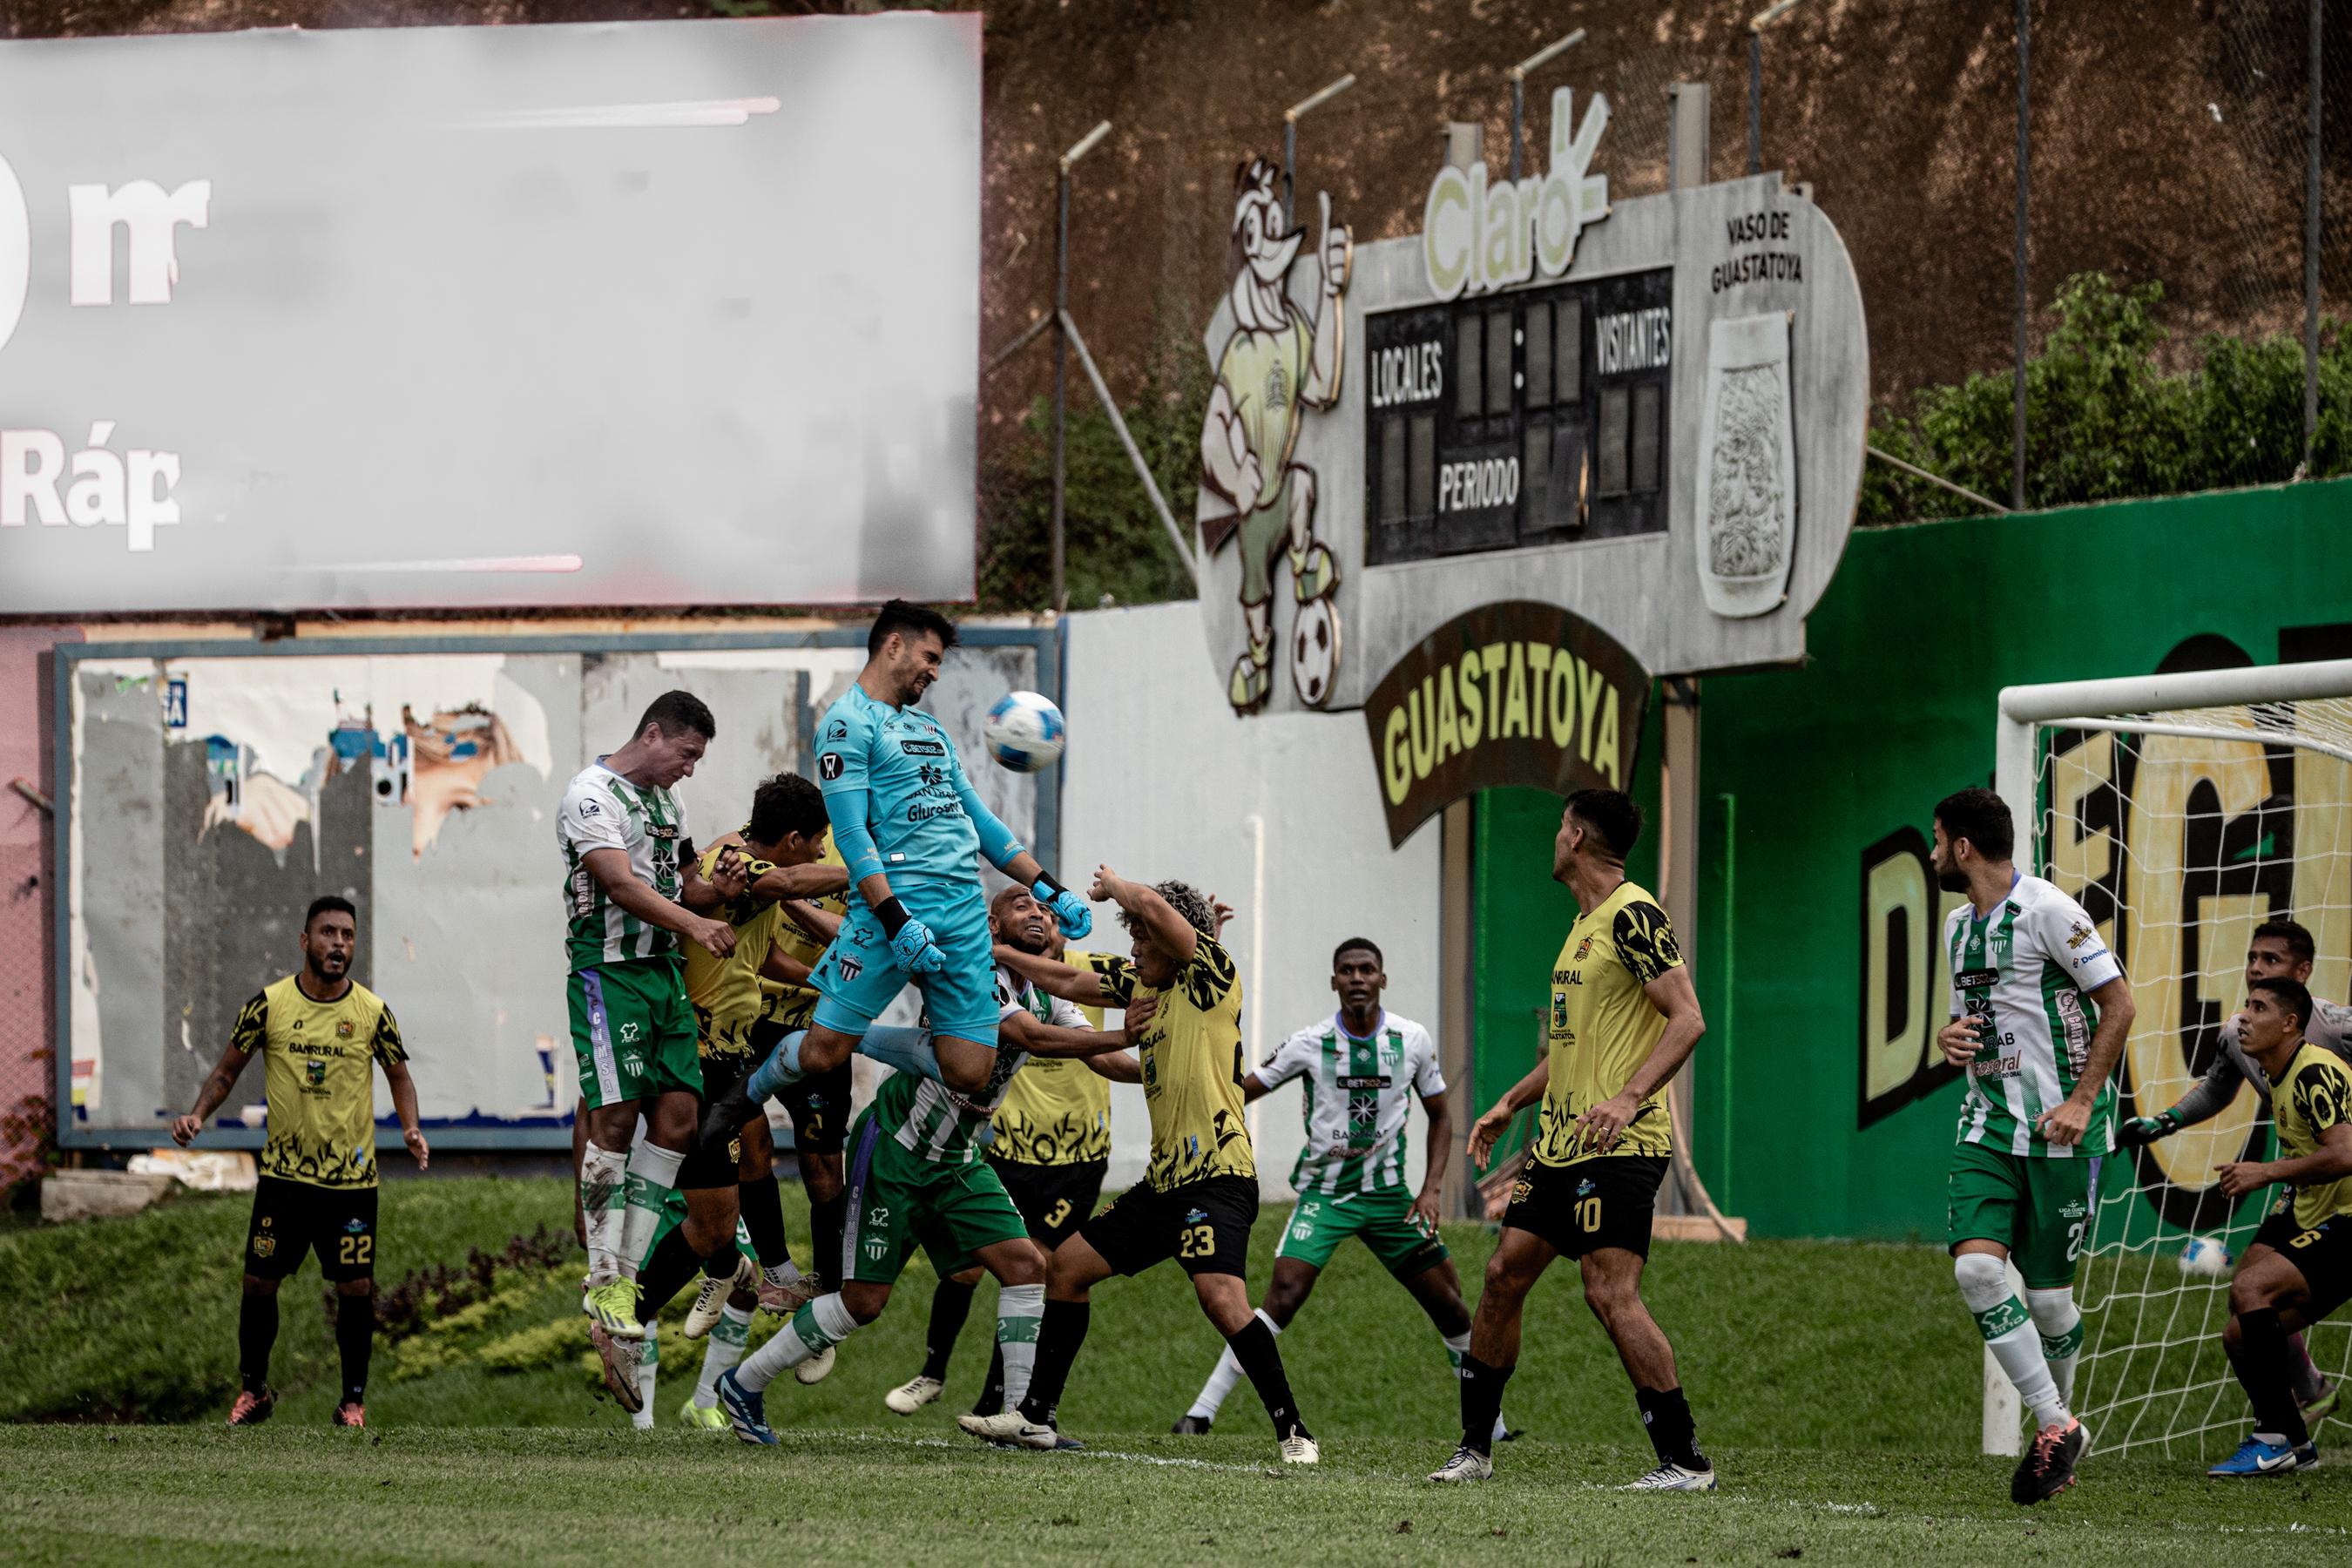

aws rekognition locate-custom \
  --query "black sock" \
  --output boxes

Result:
[335,1291,374,1406]
[636,1223,710,1325]
[738,1176,790,1271]
[974,1342,1008,1418]
[700,1249,734,1280]
[1016,1299,1090,1425]
[923,1278,977,1383]
[1457,1353,1512,1456]
[238,1291,279,1395]
[1636,1384,1707,1470]
[2234,1308,2312,1446]
[810,1189,848,1288]
[1226,1315,1310,1440]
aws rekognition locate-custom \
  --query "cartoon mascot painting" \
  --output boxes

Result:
[1200,159,1351,712]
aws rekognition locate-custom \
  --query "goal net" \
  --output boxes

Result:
[1993,659,2352,1458]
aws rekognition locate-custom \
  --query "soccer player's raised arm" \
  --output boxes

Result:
[582,848,736,959]
[747,860,851,903]
[949,751,1092,941]
[1001,1011,1128,1060]
[171,992,266,1146]
[996,943,1111,1008]
[1089,866,1197,967]
[2123,1047,2242,1146]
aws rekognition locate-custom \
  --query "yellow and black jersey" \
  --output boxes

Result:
[1529,880,1682,1168]
[993,1052,1112,1165]
[684,840,786,1061]
[1059,948,1109,1031]
[1089,937,1254,1190]
[2276,1039,2352,1229]
[234,973,405,1190]
[760,831,848,1031]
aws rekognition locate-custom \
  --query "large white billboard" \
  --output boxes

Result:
[0,17,981,613]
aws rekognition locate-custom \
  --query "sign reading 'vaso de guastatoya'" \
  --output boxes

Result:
[1194,87,1869,733]
[1362,600,1648,848]
[0,17,981,614]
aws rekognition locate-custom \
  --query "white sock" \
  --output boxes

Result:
[1438,1328,1508,1441]
[737,1292,859,1392]
[579,1142,628,1286]
[632,1331,659,1429]
[1957,1254,2069,1429]
[2025,1288,2083,1407]
[995,1283,1045,1413]
[1188,1308,1276,1422]
[761,1260,804,1290]
[619,1139,686,1283]
[694,1303,754,1409]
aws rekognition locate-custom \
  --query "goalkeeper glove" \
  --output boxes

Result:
[1031,872,1093,941]
[2117,1110,2180,1149]
[873,896,945,976]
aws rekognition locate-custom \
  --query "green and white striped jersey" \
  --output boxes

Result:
[1258,1010,1443,1196]
[1943,874,2124,1158]
[879,962,1087,1165]
[557,760,689,972]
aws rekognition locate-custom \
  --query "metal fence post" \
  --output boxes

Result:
[1050,121,1112,614]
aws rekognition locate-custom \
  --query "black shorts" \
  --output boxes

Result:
[2254,1207,2352,1320]
[988,1153,1108,1249]
[244,1175,380,1282]
[749,1017,853,1157]
[1502,1154,1667,1260]
[1079,1173,1257,1280]
[679,1053,755,1191]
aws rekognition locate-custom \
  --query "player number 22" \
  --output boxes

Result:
[338,1234,373,1267]
[1177,1224,1215,1259]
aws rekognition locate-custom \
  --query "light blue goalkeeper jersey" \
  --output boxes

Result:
[814,684,1021,889]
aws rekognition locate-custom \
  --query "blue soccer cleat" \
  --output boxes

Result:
[716,1368,777,1447]
[2207,1432,2318,1477]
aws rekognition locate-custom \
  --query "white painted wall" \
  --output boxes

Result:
[1060,602,1446,1198]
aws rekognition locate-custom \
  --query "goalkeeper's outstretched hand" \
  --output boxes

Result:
[2117,1111,2179,1149]
[875,896,945,975]
[1032,874,1093,941]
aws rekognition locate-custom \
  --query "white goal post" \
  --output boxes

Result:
[1981,657,2352,1456]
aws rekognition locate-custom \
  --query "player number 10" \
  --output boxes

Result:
[1575,1197,1602,1232]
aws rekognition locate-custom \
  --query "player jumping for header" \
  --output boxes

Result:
[1930,787,2136,1505]
[715,601,1093,1124]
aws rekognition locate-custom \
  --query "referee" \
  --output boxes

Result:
[1428,788,1713,1490]
[172,896,428,1429]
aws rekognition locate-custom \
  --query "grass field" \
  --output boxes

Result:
[5,1176,2349,1564]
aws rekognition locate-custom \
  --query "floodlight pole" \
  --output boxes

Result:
[1748,2,1804,178]
[1281,75,1356,231]
[1507,30,1585,181]
[1051,120,1111,615]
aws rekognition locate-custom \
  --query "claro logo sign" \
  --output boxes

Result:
[0,149,205,551]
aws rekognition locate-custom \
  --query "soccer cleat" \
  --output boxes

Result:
[2301,1376,2340,1423]
[2207,1432,2319,1477]
[1278,1429,1320,1465]
[678,1396,729,1432]
[2012,1418,2087,1504]
[589,1321,646,1415]
[794,1344,837,1386]
[885,1375,945,1416]
[1171,1414,1213,1436]
[226,1389,275,1428]
[714,1369,777,1446]
[1427,1445,1492,1483]
[1625,1462,1718,1492]
[584,1278,647,1341]
[331,1401,366,1429]
[958,1409,1060,1450]
[1052,1433,1087,1451]
[685,1254,759,1341]
[757,1272,820,1316]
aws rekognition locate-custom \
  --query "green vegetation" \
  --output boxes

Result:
[1862,274,2349,524]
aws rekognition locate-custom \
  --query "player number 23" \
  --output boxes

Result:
[338,1233,373,1267]
[1177,1224,1216,1259]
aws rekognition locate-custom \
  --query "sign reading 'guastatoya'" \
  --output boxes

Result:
[1362,600,1649,848]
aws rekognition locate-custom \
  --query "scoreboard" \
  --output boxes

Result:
[1364,267,1673,565]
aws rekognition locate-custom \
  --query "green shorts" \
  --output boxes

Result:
[840,1108,1031,1286]
[1945,1139,2092,1289]
[569,957,702,1111]
[1275,1185,1448,1278]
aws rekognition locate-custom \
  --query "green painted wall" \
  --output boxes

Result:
[1693,479,2352,1239]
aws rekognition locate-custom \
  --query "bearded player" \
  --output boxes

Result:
[1930,787,2135,1505]
[721,601,1092,1115]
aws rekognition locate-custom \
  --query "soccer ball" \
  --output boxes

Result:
[2177,1235,2231,1277]
[983,690,1065,773]
[1291,597,1342,707]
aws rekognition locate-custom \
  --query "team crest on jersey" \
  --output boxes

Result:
[251,1234,276,1259]
[2066,922,2094,950]
[837,956,863,983]
[820,754,843,781]
[1551,991,1567,1030]
[1575,936,1594,962]
[305,1058,327,1086]
[336,1019,355,1039]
